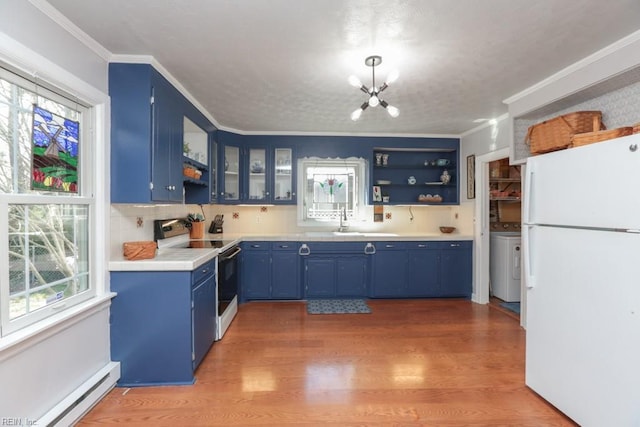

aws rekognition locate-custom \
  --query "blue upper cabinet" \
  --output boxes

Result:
[217,131,296,205]
[110,63,216,204]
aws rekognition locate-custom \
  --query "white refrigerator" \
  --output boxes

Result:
[523,133,640,426]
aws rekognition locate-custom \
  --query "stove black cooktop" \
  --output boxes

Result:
[185,240,234,249]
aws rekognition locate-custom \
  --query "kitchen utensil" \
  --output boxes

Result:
[439,226,456,233]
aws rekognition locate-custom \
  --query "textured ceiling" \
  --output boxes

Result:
[46,0,640,135]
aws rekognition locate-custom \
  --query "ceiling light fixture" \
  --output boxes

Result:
[349,55,399,121]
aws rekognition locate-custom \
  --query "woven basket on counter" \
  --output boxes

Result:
[525,111,604,154]
[571,127,634,147]
[123,241,157,260]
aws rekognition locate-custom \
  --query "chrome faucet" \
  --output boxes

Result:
[338,206,349,232]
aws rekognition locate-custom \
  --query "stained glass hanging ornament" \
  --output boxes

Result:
[31,104,80,193]
[318,177,343,196]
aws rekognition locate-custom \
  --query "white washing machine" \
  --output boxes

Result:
[490,232,521,302]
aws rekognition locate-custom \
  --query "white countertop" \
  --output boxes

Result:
[109,232,472,272]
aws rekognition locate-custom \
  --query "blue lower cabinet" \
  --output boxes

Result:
[440,241,473,297]
[110,263,216,386]
[192,270,217,369]
[271,244,301,299]
[241,244,271,299]
[304,256,369,298]
[336,255,368,297]
[304,257,336,297]
[371,242,408,297]
[407,242,440,297]
[240,242,301,301]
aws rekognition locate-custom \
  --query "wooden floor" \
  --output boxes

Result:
[79,299,576,426]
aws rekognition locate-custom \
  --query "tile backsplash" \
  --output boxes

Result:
[110,203,471,259]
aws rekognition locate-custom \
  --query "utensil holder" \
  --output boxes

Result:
[190,221,205,239]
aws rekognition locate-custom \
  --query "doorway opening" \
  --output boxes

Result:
[473,148,526,327]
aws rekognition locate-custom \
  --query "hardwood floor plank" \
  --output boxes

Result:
[78,299,576,426]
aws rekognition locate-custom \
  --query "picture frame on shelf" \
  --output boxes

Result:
[467,154,475,199]
[372,185,382,202]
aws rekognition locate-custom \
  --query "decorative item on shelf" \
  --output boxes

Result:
[224,158,229,171]
[250,159,264,173]
[183,166,202,179]
[349,55,399,120]
[382,153,389,166]
[439,226,456,234]
[407,176,416,185]
[375,152,383,166]
[525,110,604,154]
[382,194,390,203]
[418,194,443,203]
[372,185,382,202]
[570,126,634,147]
[376,179,391,185]
[436,159,450,166]
[440,170,451,184]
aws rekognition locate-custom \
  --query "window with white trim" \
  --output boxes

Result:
[297,157,367,226]
[0,66,95,336]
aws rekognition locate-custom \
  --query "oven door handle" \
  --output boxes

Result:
[220,246,242,261]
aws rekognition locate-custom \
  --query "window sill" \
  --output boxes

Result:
[0,292,116,361]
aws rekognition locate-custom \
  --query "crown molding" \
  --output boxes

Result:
[28,0,112,62]
[503,29,640,105]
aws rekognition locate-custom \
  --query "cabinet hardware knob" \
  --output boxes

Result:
[630,144,638,152]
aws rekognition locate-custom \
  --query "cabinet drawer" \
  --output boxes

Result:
[441,240,472,250]
[373,241,407,250]
[271,241,298,251]
[243,242,269,251]
[406,241,439,250]
[192,258,216,285]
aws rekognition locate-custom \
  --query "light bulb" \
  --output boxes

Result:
[348,75,362,88]
[385,69,399,84]
[351,108,363,121]
[368,95,380,107]
[386,105,399,118]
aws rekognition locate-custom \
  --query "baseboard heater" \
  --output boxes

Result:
[39,361,120,426]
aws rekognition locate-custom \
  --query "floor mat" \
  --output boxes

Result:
[307,299,371,314]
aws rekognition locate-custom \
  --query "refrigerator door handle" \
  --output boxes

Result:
[523,224,535,289]
[523,163,533,224]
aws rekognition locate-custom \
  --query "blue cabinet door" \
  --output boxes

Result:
[336,255,368,297]
[305,257,336,298]
[241,246,271,300]
[371,242,408,297]
[110,271,194,386]
[407,243,440,297]
[271,245,300,299]
[440,241,473,297]
[110,63,214,203]
[109,64,153,203]
[192,272,216,369]
[151,71,183,202]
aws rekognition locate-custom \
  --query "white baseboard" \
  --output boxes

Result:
[39,361,120,426]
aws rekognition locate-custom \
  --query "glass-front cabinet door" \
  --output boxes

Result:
[210,138,217,201]
[274,147,294,203]
[247,148,267,202]
[223,145,240,201]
